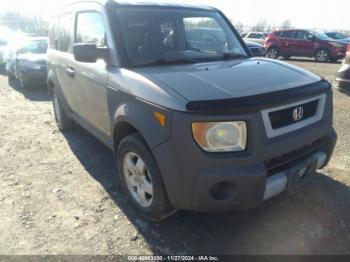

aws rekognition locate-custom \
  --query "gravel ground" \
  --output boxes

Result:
[0,59,349,255]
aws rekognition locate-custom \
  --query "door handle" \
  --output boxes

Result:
[66,66,75,77]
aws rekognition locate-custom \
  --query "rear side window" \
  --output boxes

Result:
[281,31,294,38]
[48,17,58,49]
[59,13,73,52]
[75,12,106,47]
[274,31,282,37]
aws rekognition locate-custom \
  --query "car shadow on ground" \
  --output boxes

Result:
[63,125,350,255]
[7,77,50,102]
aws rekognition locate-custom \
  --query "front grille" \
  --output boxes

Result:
[269,100,318,129]
[265,138,324,176]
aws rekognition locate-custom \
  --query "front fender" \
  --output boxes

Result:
[108,89,172,150]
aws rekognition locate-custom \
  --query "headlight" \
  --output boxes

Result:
[329,42,345,48]
[192,121,247,152]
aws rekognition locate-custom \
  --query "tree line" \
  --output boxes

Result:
[0,12,349,37]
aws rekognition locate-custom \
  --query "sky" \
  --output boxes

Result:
[0,0,349,30]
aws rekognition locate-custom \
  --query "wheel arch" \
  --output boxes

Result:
[111,101,172,155]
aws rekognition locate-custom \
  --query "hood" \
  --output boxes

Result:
[134,58,322,102]
[17,53,46,63]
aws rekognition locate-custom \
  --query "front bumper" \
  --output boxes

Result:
[152,90,336,212]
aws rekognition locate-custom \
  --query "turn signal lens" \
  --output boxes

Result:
[154,112,166,127]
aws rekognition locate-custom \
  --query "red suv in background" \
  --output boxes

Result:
[265,29,347,62]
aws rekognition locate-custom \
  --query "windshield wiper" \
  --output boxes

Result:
[220,52,248,60]
[132,57,198,67]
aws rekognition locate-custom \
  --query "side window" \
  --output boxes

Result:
[59,13,73,52]
[257,34,265,39]
[274,31,282,37]
[75,12,106,47]
[248,33,257,39]
[282,31,294,38]
[294,31,308,40]
[241,33,247,38]
[48,17,58,49]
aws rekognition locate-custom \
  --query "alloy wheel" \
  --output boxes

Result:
[316,50,329,62]
[268,48,278,59]
[123,152,153,208]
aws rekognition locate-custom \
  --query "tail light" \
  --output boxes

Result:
[347,44,350,53]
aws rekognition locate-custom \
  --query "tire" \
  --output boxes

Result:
[267,47,279,59]
[52,88,74,131]
[283,56,291,60]
[117,133,175,221]
[315,48,330,62]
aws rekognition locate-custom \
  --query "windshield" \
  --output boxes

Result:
[115,7,247,66]
[312,31,331,41]
[326,32,347,40]
[17,39,48,54]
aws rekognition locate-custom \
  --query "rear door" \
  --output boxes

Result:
[279,30,296,55]
[293,30,316,57]
[70,9,111,137]
[55,12,75,108]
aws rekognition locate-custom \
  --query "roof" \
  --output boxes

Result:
[62,0,215,10]
[113,0,214,9]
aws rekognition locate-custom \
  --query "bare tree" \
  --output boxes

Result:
[252,19,268,32]
[280,20,292,29]
[0,11,48,36]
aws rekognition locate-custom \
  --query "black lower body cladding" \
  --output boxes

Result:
[152,91,336,212]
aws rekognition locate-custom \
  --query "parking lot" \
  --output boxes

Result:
[0,59,349,255]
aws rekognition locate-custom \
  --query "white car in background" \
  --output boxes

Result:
[241,32,267,45]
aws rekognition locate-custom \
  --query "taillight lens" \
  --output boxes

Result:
[347,44,350,53]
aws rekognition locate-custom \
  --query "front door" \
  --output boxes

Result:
[70,11,111,137]
[293,31,316,57]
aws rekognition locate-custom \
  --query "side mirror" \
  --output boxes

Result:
[73,43,108,63]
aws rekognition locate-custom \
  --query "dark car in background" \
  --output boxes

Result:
[336,44,350,94]
[325,32,350,44]
[245,40,266,57]
[265,29,347,62]
[6,37,48,89]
